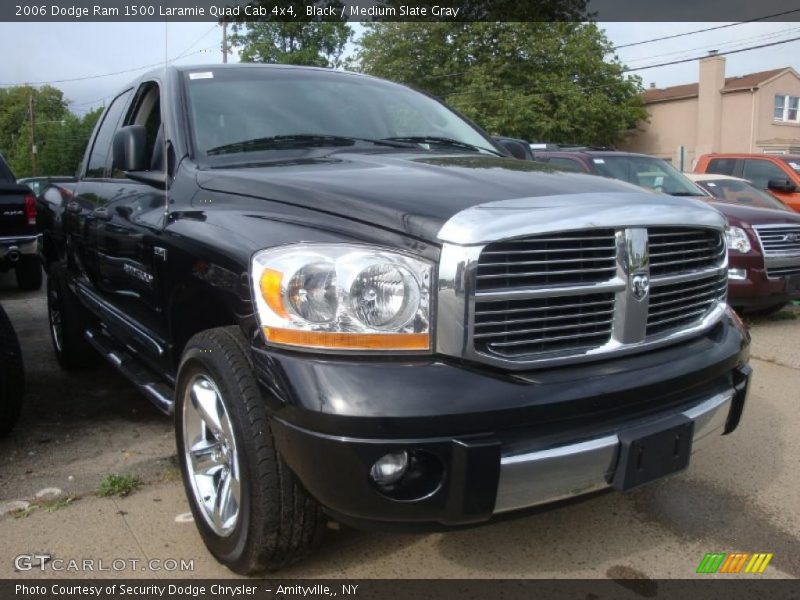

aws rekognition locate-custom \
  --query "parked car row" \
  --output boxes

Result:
[520,146,800,315]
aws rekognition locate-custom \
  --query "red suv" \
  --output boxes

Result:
[531,149,800,313]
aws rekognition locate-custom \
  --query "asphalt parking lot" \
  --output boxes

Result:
[0,273,798,580]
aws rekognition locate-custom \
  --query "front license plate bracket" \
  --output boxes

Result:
[612,416,694,491]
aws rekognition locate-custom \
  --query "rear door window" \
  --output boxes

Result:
[705,158,737,176]
[85,89,133,178]
[548,157,585,172]
[742,159,790,190]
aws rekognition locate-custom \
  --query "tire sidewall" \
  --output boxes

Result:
[46,272,63,360]
[175,347,255,565]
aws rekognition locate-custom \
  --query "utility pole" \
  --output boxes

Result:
[222,21,228,63]
[28,94,37,177]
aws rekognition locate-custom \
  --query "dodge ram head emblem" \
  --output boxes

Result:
[631,273,650,300]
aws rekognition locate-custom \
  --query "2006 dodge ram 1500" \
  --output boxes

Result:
[40,64,752,574]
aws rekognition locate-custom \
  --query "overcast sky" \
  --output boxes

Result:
[0,21,798,115]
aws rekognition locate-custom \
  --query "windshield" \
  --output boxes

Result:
[589,155,706,196]
[183,67,498,161]
[783,157,800,174]
[697,178,790,211]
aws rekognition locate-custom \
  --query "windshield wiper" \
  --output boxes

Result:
[382,136,502,156]
[668,191,703,197]
[206,134,414,156]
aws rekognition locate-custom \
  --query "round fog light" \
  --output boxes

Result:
[370,451,409,486]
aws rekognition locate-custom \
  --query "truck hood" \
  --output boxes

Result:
[196,152,724,243]
[706,200,800,228]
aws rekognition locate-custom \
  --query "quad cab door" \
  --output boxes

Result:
[72,80,172,369]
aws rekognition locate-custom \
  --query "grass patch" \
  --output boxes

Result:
[97,474,142,498]
[13,496,77,519]
[768,310,798,321]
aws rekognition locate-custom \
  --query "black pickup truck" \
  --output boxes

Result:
[40,64,752,574]
[0,154,41,290]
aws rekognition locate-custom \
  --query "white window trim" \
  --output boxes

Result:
[774,94,800,123]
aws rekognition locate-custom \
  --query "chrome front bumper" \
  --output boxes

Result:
[494,390,734,513]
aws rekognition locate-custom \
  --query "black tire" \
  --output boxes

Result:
[0,304,24,437]
[15,256,42,291]
[175,326,324,574]
[46,264,96,369]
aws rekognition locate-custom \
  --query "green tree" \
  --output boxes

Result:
[7,102,101,178]
[353,22,647,146]
[0,85,68,158]
[229,3,352,68]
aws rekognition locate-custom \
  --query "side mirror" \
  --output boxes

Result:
[767,178,797,193]
[492,136,533,161]
[112,125,167,189]
[113,125,148,172]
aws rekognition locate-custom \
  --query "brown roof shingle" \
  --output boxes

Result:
[642,68,789,104]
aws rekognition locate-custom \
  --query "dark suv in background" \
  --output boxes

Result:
[530,148,800,314]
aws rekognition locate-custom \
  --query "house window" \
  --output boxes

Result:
[774,95,800,122]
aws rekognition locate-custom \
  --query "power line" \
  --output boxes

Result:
[441,32,800,104]
[613,8,800,49]
[0,45,213,88]
[172,23,219,61]
[622,26,800,65]
[623,35,800,72]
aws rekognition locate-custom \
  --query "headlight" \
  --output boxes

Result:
[725,226,751,253]
[251,244,432,351]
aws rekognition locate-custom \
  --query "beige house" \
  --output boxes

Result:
[621,52,800,169]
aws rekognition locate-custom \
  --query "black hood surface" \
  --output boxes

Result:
[196,152,719,243]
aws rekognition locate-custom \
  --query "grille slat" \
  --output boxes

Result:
[479,256,615,267]
[647,308,708,329]
[475,308,615,329]
[474,317,614,340]
[648,296,722,319]
[487,330,612,349]
[765,266,800,277]
[476,265,617,280]
[648,227,725,277]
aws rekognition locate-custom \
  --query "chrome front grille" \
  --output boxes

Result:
[465,227,727,368]
[647,271,728,336]
[474,293,615,358]
[753,225,800,279]
[648,228,726,276]
[753,224,800,256]
[476,230,617,291]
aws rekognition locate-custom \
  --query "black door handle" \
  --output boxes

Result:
[66,201,81,214]
[91,207,113,221]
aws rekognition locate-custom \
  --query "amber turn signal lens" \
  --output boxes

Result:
[264,327,430,350]
[259,268,289,319]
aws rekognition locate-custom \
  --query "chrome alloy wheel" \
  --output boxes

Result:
[47,284,63,353]
[182,374,241,537]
